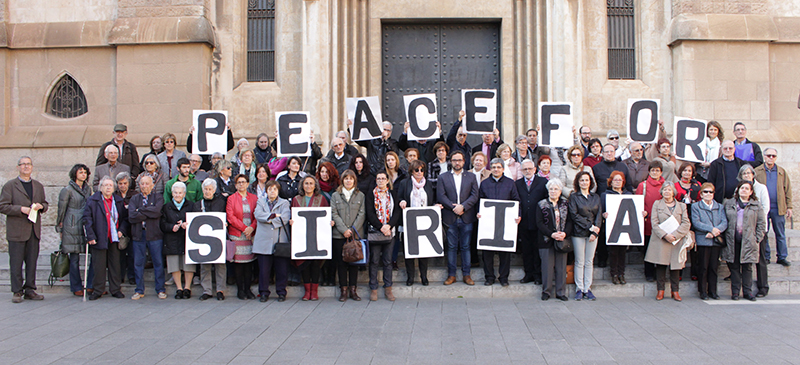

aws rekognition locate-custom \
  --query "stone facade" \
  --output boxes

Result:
[0,0,799,251]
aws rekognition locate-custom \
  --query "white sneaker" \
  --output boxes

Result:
[131,292,144,300]
[165,277,175,286]
[158,292,167,299]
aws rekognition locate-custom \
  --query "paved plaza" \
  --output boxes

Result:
[1,293,800,364]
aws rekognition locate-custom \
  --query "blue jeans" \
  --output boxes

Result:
[767,209,787,261]
[68,252,94,293]
[133,239,165,294]
[446,218,473,277]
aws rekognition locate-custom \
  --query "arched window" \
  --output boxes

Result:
[46,74,88,118]
[607,0,635,79]
[247,0,276,82]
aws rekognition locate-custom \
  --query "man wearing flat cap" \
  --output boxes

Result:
[96,124,141,178]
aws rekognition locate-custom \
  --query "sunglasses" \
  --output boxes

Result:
[765,154,777,158]
[413,168,424,172]
[570,153,582,157]
[608,136,619,140]
[145,161,156,165]
[164,140,175,144]
[701,190,714,194]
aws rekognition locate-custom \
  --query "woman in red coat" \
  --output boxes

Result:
[635,161,664,283]
[226,174,258,300]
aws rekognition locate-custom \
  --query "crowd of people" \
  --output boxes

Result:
[0,116,792,304]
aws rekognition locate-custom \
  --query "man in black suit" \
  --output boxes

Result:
[514,160,542,285]
[437,150,480,286]
[471,128,503,161]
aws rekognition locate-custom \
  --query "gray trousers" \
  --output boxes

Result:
[369,241,394,290]
[539,247,567,297]
[8,230,40,294]
[201,263,227,295]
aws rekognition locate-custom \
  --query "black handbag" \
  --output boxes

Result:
[272,217,291,258]
[554,238,573,253]
[48,251,70,286]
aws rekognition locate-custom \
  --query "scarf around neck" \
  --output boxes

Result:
[373,186,392,224]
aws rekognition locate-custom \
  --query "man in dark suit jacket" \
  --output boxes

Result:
[479,158,521,286]
[93,144,132,193]
[471,128,503,161]
[0,156,49,303]
[437,150,480,286]
[515,160,542,285]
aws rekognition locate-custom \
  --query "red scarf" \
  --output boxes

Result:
[373,186,392,224]
[319,179,336,193]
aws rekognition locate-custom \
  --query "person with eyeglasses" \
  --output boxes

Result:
[438,151,480,286]
[593,144,633,194]
[707,140,746,203]
[536,178,571,301]
[226,174,258,299]
[723,181,766,301]
[137,154,167,196]
[478,158,522,287]
[350,120,400,175]
[601,171,644,285]
[322,137,353,176]
[691,183,727,300]
[636,161,664,282]
[516,160,543,285]
[83,176,128,301]
[576,125,593,157]
[623,142,649,189]
[157,133,187,180]
[732,122,763,168]
[645,184,691,302]
[214,159,236,198]
[755,148,793,270]
[472,125,504,164]
[96,123,142,178]
[605,130,629,160]
[93,144,132,193]
[557,145,595,197]
[188,154,209,182]
[445,111,471,166]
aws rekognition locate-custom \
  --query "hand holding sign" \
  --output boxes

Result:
[291,207,332,259]
[404,93,440,141]
[476,199,519,252]
[185,212,227,264]
[538,102,574,148]
[403,206,444,259]
[605,195,645,246]
[192,110,229,155]
[462,89,497,134]
[673,117,707,163]
[276,112,312,157]
[346,96,383,141]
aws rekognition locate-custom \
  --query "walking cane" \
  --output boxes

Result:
[83,227,89,302]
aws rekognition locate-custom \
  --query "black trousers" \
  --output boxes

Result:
[696,245,721,296]
[643,235,655,279]
[405,258,429,281]
[333,238,359,287]
[728,238,754,297]
[655,265,680,292]
[469,222,480,264]
[8,229,39,294]
[369,241,394,290]
[91,245,121,295]
[233,262,253,292]
[608,246,628,277]
[119,243,135,281]
[482,251,510,283]
[301,261,321,284]
[257,254,288,297]
[595,226,608,264]
[756,235,770,293]
[518,228,541,280]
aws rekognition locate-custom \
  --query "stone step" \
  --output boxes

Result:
[7,275,799,298]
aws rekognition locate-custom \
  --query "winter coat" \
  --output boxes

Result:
[535,197,573,249]
[160,199,196,255]
[196,194,227,213]
[83,192,130,250]
[56,180,92,253]
[277,172,303,200]
[226,192,259,238]
[330,189,366,239]
[691,200,727,247]
[722,199,766,264]
[556,162,595,197]
[356,137,400,176]
[592,159,633,193]
[252,197,291,255]
[755,164,793,215]
[128,191,164,242]
[644,199,691,269]
[636,176,665,236]
[164,174,203,203]
[96,139,142,177]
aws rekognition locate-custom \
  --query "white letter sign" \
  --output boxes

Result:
[477,199,519,252]
[291,207,332,260]
[404,93,440,141]
[346,96,383,141]
[538,102,574,148]
[185,212,227,264]
[403,206,444,259]
[627,99,660,143]
[192,110,228,155]
[276,112,311,157]
[605,195,645,246]
[673,117,708,163]
[461,89,497,134]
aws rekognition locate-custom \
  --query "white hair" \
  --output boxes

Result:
[171,181,187,194]
[104,145,118,155]
[546,178,564,191]
[202,179,217,189]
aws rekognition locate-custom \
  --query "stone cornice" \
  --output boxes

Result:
[667,14,799,45]
[108,17,215,47]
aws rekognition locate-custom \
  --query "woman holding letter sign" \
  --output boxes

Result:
[601,171,637,285]
[691,182,727,300]
[722,181,766,301]
[644,184,691,302]
[535,178,572,301]
[397,160,438,286]
[330,169,366,301]
[568,172,602,301]
[253,180,291,302]
[160,182,197,299]
[291,176,330,301]
[365,172,402,301]
[226,174,258,300]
